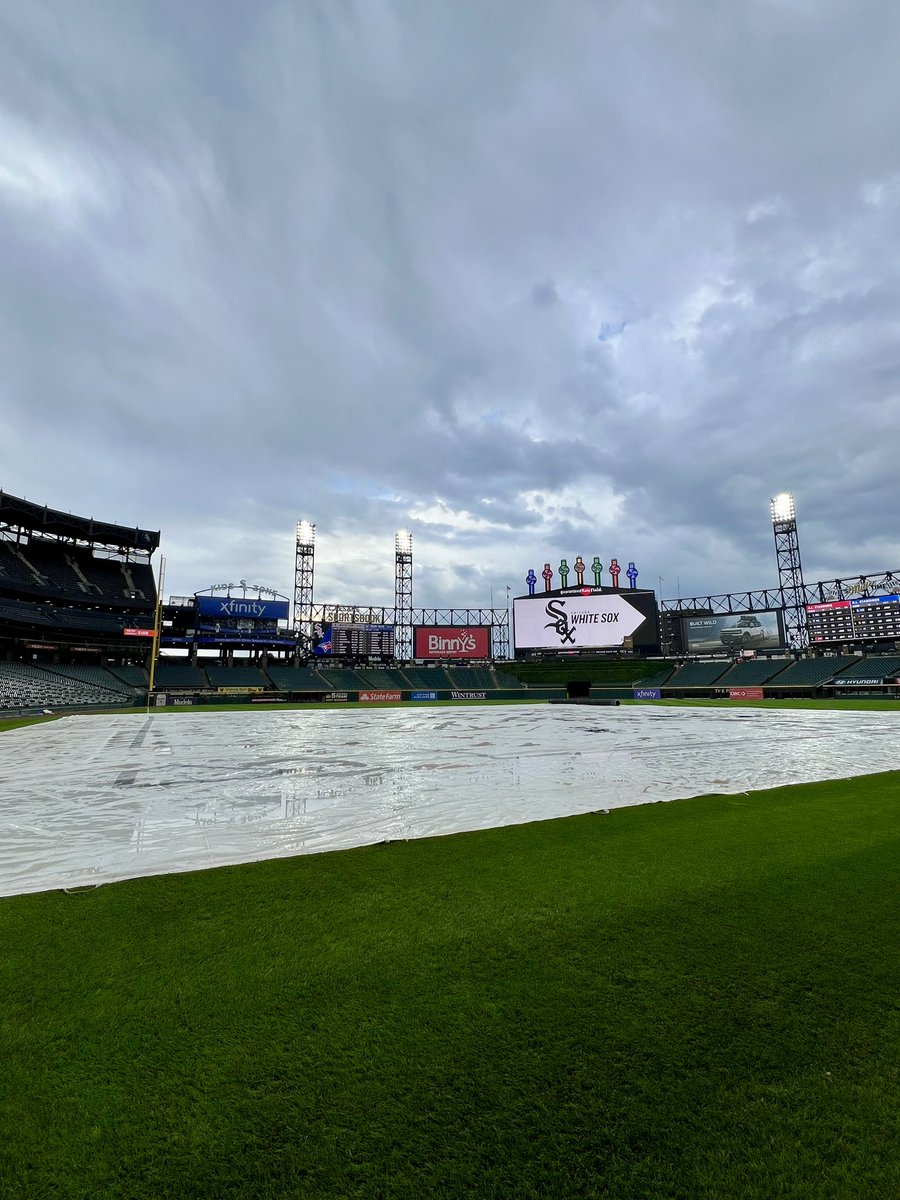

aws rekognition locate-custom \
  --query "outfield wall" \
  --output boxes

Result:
[148,688,568,707]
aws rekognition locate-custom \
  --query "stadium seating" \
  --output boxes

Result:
[0,539,156,608]
[0,597,57,626]
[0,542,45,587]
[831,655,900,682]
[0,661,129,710]
[109,665,150,689]
[317,668,372,690]
[355,668,409,689]
[21,541,88,594]
[665,661,731,688]
[765,656,858,688]
[42,664,134,696]
[447,667,498,690]
[265,667,329,692]
[204,665,272,689]
[633,666,675,688]
[403,667,455,689]
[493,669,527,688]
[153,662,210,689]
[715,659,793,686]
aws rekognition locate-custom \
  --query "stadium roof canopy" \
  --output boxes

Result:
[0,491,160,552]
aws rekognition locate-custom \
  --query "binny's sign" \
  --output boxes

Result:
[414,626,491,659]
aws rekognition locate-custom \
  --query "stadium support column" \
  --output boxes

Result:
[394,530,413,661]
[293,521,316,650]
[770,493,808,650]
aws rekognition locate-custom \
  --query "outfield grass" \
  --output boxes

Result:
[1,771,898,1199]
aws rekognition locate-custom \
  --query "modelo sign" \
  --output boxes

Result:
[414,626,491,659]
[513,594,647,651]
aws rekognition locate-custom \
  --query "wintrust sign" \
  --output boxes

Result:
[513,594,646,651]
[414,626,490,659]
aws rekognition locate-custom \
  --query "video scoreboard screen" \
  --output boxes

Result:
[513,587,658,654]
[806,595,900,645]
[314,622,395,657]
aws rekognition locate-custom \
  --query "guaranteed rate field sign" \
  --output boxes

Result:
[514,592,649,651]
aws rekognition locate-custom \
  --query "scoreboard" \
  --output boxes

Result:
[314,622,395,658]
[806,595,900,645]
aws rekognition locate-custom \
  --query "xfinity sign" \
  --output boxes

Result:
[196,596,289,622]
[513,594,647,651]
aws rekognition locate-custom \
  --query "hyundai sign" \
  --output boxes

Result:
[196,596,289,622]
[513,591,654,652]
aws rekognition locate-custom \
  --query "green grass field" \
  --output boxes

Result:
[1,758,898,1198]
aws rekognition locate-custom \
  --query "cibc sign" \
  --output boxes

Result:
[414,626,491,659]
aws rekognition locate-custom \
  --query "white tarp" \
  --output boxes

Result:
[0,704,898,897]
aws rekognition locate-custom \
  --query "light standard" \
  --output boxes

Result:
[394,530,413,661]
[770,492,807,650]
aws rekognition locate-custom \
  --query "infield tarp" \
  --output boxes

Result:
[1,705,899,896]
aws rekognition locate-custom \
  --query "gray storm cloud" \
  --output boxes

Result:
[1,0,899,606]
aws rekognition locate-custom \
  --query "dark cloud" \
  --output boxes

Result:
[1,0,899,610]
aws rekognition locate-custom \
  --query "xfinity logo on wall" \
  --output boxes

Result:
[514,593,645,650]
[216,599,269,617]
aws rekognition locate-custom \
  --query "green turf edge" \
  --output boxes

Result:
[1,770,899,1198]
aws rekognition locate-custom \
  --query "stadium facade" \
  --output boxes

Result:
[3,490,900,713]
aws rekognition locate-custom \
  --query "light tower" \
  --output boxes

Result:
[293,520,316,643]
[770,492,807,650]
[394,530,413,661]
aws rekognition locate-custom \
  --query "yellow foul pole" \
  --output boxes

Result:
[146,554,165,707]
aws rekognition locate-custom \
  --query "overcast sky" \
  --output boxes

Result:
[2,0,899,611]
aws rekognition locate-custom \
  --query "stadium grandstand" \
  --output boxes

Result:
[4,488,900,712]
[0,491,158,710]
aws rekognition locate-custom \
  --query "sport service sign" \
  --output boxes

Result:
[513,593,648,651]
[414,626,491,659]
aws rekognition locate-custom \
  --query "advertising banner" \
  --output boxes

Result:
[124,627,156,638]
[414,626,491,659]
[682,612,784,654]
[632,688,661,700]
[359,690,402,702]
[411,691,439,701]
[513,593,650,651]
[729,687,765,699]
[196,596,289,622]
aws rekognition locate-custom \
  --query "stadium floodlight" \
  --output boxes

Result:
[296,520,315,545]
[395,530,412,554]
[770,492,795,523]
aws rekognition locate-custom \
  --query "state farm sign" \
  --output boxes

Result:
[414,626,490,659]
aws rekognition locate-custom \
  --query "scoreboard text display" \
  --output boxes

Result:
[314,623,395,657]
[807,594,900,644]
[513,589,657,653]
[414,626,491,659]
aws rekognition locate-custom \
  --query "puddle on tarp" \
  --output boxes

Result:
[0,705,897,896]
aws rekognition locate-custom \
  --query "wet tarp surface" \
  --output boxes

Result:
[1,705,897,896]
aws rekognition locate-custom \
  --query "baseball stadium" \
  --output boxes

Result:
[1,488,898,1198]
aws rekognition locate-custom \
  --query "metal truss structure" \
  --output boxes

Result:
[771,504,807,648]
[292,521,316,640]
[660,568,900,654]
[308,604,511,660]
[394,532,413,661]
[660,569,900,616]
